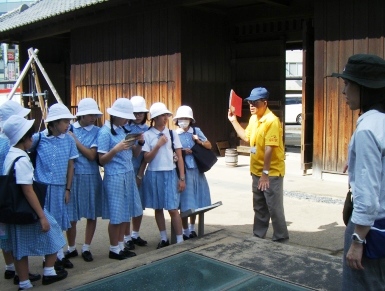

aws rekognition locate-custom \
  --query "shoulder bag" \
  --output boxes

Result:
[342,186,353,226]
[0,156,47,224]
[364,218,385,259]
[190,127,218,173]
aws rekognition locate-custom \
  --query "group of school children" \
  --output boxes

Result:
[0,96,212,290]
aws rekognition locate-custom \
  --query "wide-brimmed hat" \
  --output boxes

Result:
[149,102,172,119]
[107,98,135,120]
[244,87,269,101]
[76,98,103,117]
[3,115,35,146]
[130,96,149,113]
[45,103,75,123]
[332,54,385,88]
[173,105,195,123]
[0,100,30,122]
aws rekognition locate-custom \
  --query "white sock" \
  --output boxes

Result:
[57,248,64,260]
[109,245,120,255]
[183,228,190,236]
[189,224,195,231]
[124,235,131,243]
[82,244,90,253]
[176,235,184,243]
[5,263,15,271]
[131,231,139,239]
[43,266,57,276]
[160,230,168,242]
[19,280,33,289]
[68,245,76,253]
[118,241,125,251]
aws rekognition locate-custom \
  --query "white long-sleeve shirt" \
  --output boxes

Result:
[349,110,385,226]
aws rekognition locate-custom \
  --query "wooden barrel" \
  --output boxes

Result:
[225,148,238,167]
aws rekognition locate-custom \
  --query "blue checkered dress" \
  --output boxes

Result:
[32,131,79,230]
[2,152,65,260]
[98,122,143,224]
[67,123,102,221]
[0,137,10,249]
[176,127,211,212]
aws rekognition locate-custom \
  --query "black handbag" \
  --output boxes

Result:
[191,127,218,173]
[0,156,47,224]
[342,187,353,226]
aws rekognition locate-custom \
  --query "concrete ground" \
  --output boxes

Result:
[0,149,348,290]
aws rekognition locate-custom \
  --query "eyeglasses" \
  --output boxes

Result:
[247,100,266,106]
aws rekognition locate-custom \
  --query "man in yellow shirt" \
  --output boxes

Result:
[228,87,289,241]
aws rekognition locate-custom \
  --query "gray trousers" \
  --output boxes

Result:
[342,219,385,290]
[252,174,289,240]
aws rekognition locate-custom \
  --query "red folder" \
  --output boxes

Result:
[229,89,242,117]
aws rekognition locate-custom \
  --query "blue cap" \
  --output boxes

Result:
[244,87,269,101]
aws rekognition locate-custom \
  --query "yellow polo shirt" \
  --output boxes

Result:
[245,108,285,176]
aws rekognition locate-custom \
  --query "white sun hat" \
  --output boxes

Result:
[45,103,75,123]
[3,115,35,146]
[0,100,31,122]
[173,105,195,123]
[130,96,149,113]
[76,98,103,117]
[106,98,135,120]
[149,102,172,119]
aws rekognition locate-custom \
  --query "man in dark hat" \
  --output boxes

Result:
[227,87,289,242]
[332,54,385,290]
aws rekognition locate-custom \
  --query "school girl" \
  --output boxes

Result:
[97,98,143,260]
[173,105,212,239]
[3,115,68,290]
[31,103,79,269]
[0,101,41,284]
[64,98,103,262]
[123,96,149,250]
[142,102,186,248]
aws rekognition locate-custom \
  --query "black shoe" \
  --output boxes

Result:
[109,251,129,260]
[81,250,93,262]
[42,269,68,285]
[122,247,137,258]
[132,236,148,246]
[64,249,78,259]
[183,234,190,241]
[42,260,65,271]
[189,231,198,238]
[4,270,15,279]
[156,240,170,249]
[124,240,135,250]
[59,257,74,269]
[14,273,41,285]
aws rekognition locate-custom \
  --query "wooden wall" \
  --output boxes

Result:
[70,7,181,126]
[313,0,385,177]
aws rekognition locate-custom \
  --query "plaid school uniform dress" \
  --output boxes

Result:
[3,148,65,260]
[97,121,143,224]
[176,127,211,212]
[128,122,149,207]
[32,130,79,231]
[68,122,102,221]
[142,128,181,210]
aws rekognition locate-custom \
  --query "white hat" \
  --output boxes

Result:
[3,115,35,146]
[130,96,149,113]
[107,98,135,120]
[149,102,172,119]
[0,100,30,122]
[45,103,75,123]
[173,105,195,123]
[76,98,103,117]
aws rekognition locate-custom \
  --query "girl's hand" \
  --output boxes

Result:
[184,148,192,155]
[157,134,168,147]
[65,190,70,204]
[114,140,133,152]
[39,216,50,232]
[178,180,186,192]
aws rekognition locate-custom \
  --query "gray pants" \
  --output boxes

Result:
[342,219,385,290]
[252,174,289,241]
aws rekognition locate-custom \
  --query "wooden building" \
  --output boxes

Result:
[0,0,382,178]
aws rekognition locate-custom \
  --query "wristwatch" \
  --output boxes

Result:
[180,176,185,181]
[262,170,269,175]
[352,233,365,244]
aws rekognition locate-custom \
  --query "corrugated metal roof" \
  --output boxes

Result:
[0,0,110,32]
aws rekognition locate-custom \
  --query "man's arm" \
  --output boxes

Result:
[228,109,249,142]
